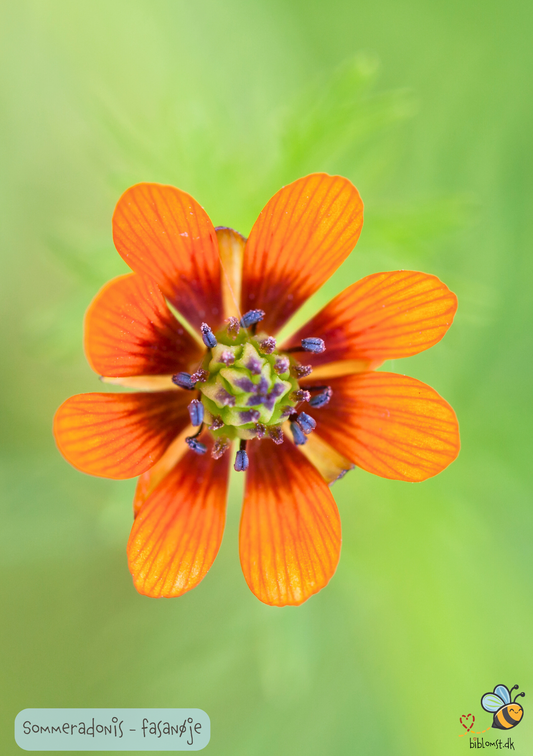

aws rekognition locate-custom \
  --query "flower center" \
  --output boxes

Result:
[198,332,298,439]
[171,310,330,470]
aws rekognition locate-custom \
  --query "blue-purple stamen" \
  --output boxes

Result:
[240,309,265,328]
[301,337,326,354]
[188,399,204,426]
[309,387,333,408]
[234,441,249,472]
[201,322,217,348]
[297,412,316,434]
[291,364,313,379]
[290,422,307,446]
[172,372,195,390]
[185,436,207,455]
[258,337,276,354]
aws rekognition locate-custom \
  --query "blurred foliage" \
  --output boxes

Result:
[1,1,533,756]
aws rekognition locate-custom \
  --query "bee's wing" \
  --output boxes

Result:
[481,693,505,712]
[494,685,511,704]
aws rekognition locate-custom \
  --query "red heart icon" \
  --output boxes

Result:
[460,713,475,731]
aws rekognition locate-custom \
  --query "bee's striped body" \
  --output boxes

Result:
[493,703,523,730]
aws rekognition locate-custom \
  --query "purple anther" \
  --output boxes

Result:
[216,388,236,407]
[309,387,333,408]
[245,356,262,375]
[274,356,290,375]
[190,368,209,383]
[185,437,207,455]
[234,376,255,393]
[226,316,240,339]
[172,372,195,390]
[212,436,230,460]
[291,389,311,403]
[240,309,265,328]
[280,405,294,419]
[188,399,204,426]
[234,449,249,472]
[254,423,266,439]
[292,364,313,379]
[267,426,284,445]
[259,337,276,354]
[239,409,261,423]
[297,412,316,434]
[200,322,217,348]
[290,422,307,446]
[219,350,235,366]
[301,337,326,354]
[209,415,224,431]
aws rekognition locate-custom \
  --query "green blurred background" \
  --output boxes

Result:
[2,1,532,754]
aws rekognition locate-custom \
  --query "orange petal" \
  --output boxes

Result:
[100,375,178,391]
[241,173,363,334]
[285,270,457,367]
[128,438,230,598]
[216,227,246,320]
[133,426,192,517]
[240,440,341,606]
[313,372,460,482]
[85,273,204,377]
[54,391,191,479]
[112,183,223,330]
[282,424,355,484]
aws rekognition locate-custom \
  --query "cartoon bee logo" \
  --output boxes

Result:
[481,684,525,730]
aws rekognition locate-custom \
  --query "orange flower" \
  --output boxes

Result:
[54,174,459,606]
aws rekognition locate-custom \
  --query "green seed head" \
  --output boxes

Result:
[197,329,299,440]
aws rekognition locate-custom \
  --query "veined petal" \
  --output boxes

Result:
[240,440,341,606]
[128,438,230,598]
[313,372,460,482]
[85,273,203,377]
[133,426,192,517]
[241,174,363,334]
[112,183,223,330]
[285,271,457,366]
[54,392,191,479]
[216,227,246,321]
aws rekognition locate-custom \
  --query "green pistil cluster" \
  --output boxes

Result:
[197,328,299,441]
